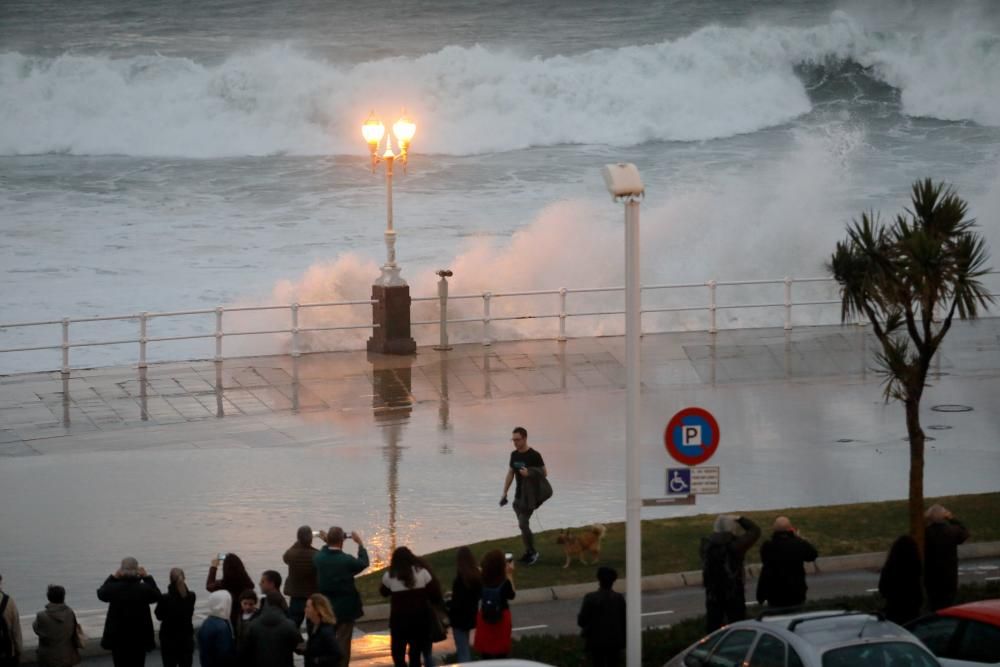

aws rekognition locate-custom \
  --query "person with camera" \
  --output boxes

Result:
[473,550,516,660]
[283,526,320,629]
[96,557,161,667]
[205,553,254,629]
[154,568,196,667]
[755,516,818,609]
[924,504,971,611]
[314,527,369,667]
[500,427,551,565]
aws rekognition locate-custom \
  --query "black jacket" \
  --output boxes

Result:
[924,519,970,609]
[304,622,342,667]
[97,575,161,651]
[878,554,922,625]
[239,605,301,667]
[756,531,818,607]
[448,575,482,631]
[155,585,196,653]
[700,517,761,598]
[577,589,626,653]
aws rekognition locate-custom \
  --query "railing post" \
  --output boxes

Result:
[482,291,492,347]
[214,307,224,362]
[707,280,718,334]
[138,312,148,369]
[61,318,70,375]
[784,276,793,330]
[290,303,300,358]
[558,287,568,342]
[434,270,453,351]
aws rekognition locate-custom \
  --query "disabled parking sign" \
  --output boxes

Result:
[665,407,720,466]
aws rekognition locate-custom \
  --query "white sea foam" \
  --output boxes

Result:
[238,123,866,355]
[1,11,997,157]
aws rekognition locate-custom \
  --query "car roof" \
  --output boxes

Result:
[736,611,925,651]
[937,599,1000,625]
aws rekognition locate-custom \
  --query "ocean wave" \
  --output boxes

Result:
[0,11,997,157]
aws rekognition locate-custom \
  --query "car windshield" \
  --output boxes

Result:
[822,642,940,667]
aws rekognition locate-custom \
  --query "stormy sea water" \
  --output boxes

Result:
[2,0,1000,372]
[2,0,1000,613]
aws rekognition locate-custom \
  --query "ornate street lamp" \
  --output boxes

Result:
[362,111,418,355]
[363,111,416,287]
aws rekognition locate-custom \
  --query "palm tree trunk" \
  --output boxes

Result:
[905,398,926,554]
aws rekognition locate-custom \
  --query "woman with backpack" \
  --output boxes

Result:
[473,550,516,660]
[447,547,482,663]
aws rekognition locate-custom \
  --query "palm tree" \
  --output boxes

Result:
[828,179,993,550]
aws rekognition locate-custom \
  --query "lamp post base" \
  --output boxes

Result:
[367,284,417,355]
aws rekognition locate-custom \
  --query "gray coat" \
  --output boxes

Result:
[33,603,81,667]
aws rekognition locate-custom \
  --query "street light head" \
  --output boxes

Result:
[602,163,644,202]
[362,112,385,149]
[393,114,416,153]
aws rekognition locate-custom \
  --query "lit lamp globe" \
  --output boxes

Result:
[392,115,416,153]
[362,114,385,150]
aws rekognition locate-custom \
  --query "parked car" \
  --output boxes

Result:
[907,599,1000,666]
[664,610,941,667]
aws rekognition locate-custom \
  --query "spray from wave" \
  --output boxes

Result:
[1,10,998,157]
[223,123,866,357]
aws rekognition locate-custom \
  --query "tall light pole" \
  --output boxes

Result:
[362,111,418,355]
[363,111,416,287]
[603,163,645,667]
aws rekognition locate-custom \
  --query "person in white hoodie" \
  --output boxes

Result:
[197,591,235,667]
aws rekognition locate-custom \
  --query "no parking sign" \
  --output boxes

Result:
[664,407,720,466]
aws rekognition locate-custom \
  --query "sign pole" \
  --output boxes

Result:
[624,197,642,667]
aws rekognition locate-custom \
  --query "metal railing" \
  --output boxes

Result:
[2,272,997,374]
[0,300,377,374]
[413,275,843,347]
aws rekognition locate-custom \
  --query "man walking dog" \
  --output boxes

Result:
[500,426,552,565]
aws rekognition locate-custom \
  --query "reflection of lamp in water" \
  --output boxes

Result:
[372,364,414,554]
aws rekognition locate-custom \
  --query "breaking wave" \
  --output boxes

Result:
[0,10,998,157]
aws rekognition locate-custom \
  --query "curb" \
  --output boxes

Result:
[18,541,1000,663]
[358,540,1000,622]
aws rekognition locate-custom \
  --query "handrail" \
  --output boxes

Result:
[1,272,997,374]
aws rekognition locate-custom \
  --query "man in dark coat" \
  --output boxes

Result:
[238,591,301,667]
[96,557,161,667]
[282,525,319,628]
[700,515,761,632]
[924,504,970,611]
[314,527,369,667]
[577,567,626,667]
[756,516,818,609]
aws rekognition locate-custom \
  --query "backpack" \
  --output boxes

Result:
[480,585,504,624]
[0,594,11,658]
[703,541,742,597]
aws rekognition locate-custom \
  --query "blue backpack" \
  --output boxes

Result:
[480,585,504,624]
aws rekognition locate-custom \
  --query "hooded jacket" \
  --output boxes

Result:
[238,604,302,667]
[197,591,235,667]
[33,603,80,667]
[700,516,761,597]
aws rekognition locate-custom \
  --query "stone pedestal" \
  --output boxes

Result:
[367,284,417,355]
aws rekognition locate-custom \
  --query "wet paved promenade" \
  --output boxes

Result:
[4,319,999,455]
[2,320,999,613]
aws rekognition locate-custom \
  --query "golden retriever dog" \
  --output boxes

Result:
[555,524,607,568]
